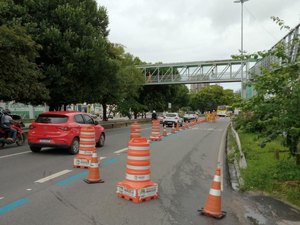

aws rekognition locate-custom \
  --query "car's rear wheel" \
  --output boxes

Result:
[68,138,79,155]
[30,146,41,153]
[96,133,105,147]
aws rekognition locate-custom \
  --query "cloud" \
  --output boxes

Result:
[98,0,300,63]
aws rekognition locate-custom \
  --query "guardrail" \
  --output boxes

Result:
[22,118,151,133]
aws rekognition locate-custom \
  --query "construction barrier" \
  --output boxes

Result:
[149,119,161,141]
[116,137,159,203]
[74,126,96,168]
[198,166,226,219]
[130,121,141,140]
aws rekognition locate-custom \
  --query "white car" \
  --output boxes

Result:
[183,111,198,122]
[163,113,183,127]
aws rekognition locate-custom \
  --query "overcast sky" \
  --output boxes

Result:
[96,0,300,91]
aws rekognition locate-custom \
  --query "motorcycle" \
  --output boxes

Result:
[0,114,26,148]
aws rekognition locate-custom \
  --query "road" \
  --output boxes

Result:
[0,118,299,225]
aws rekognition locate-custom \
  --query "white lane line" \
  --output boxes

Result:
[0,151,31,159]
[35,170,72,183]
[114,148,128,154]
[0,197,4,200]
[99,156,106,160]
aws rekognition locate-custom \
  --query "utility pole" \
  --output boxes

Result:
[234,0,249,99]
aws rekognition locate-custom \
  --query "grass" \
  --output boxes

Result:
[238,131,300,208]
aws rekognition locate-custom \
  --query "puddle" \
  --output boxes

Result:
[244,206,267,225]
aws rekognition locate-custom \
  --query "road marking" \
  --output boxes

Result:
[114,147,128,154]
[0,198,28,216]
[0,151,31,159]
[0,197,4,200]
[35,170,72,183]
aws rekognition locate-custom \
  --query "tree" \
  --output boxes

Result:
[104,43,144,120]
[0,24,49,104]
[233,18,300,162]
[189,85,236,112]
[1,0,112,109]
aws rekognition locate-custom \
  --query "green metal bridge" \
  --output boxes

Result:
[137,23,299,89]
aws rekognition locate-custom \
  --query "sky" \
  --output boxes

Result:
[96,0,300,91]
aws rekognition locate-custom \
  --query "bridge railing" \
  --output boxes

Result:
[138,59,256,85]
[249,23,299,76]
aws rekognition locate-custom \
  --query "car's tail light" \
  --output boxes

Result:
[59,127,70,131]
[29,125,35,129]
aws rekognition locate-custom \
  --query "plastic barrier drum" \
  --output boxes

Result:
[74,126,96,168]
[116,137,159,203]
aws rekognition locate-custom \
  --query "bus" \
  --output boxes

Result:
[216,105,233,117]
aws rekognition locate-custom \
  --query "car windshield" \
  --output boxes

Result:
[165,113,177,117]
[36,115,68,123]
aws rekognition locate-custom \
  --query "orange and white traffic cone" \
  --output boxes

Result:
[171,123,176,133]
[162,125,167,136]
[185,121,189,129]
[117,137,159,203]
[198,166,226,219]
[84,152,104,184]
[176,122,180,131]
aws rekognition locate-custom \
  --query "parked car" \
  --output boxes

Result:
[27,111,105,154]
[183,111,198,122]
[163,113,183,127]
[107,114,113,119]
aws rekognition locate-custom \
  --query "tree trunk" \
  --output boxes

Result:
[101,103,107,121]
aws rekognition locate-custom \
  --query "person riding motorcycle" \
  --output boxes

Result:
[0,109,17,142]
[151,110,157,120]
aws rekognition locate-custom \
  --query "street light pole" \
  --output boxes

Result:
[234,0,249,99]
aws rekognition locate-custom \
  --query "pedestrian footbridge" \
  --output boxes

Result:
[137,59,255,85]
[138,23,299,87]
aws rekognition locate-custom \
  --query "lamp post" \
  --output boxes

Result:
[234,0,249,98]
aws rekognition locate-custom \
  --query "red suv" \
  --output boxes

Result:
[28,111,105,154]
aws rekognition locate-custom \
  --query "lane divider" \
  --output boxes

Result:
[35,170,72,183]
[0,198,28,216]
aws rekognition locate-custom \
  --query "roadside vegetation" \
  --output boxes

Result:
[238,132,300,208]
[231,18,299,208]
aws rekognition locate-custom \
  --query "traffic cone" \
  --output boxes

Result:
[171,123,176,133]
[198,166,226,219]
[150,119,161,141]
[130,121,141,140]
[162,125,167,136]
[84,152,104,184]
[74,126,96,169]
[117,137,159,203]
[176,122,180,131]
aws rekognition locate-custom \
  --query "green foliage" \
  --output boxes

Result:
[0,24,49,103]
[232,17,300,157]
[189,85,241,112]
[239,132,300,207]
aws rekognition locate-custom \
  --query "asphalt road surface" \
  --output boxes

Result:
[0,118,299,225]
